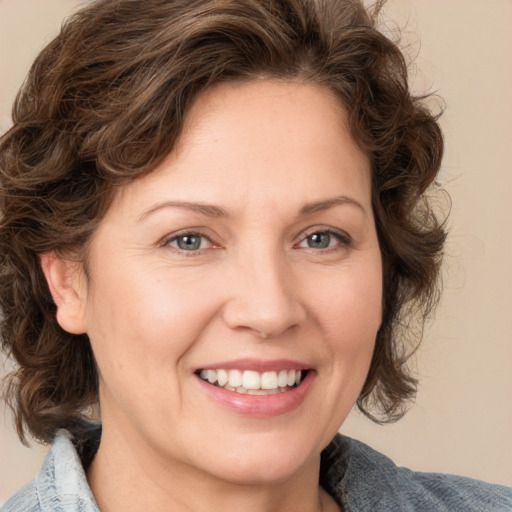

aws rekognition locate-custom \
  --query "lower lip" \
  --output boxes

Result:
[195,371,314,417]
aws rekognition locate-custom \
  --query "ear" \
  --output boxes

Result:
[40,252,87,334]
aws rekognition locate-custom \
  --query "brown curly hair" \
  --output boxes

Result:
[0,0,445,444]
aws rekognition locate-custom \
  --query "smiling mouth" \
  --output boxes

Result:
[196,368,308,395]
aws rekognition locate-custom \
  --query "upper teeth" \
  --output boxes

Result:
[199,369,302,390]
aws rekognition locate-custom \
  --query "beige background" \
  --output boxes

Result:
[1,0,511,504]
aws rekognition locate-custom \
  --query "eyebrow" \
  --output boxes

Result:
[138,195,366,222]
[299,196,366,216]
[138,201,228,222]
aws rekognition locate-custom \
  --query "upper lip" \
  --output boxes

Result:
[196,358,311,373]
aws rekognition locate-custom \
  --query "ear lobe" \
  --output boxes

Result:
[40,252,87,334]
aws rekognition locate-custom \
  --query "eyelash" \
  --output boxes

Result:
[161,231,214,254]
[295,229,351,252]
[161,228,351,255]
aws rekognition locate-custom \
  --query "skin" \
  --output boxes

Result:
[43,80,383,512]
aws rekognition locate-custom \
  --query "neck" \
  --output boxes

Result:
[87,423,339,512]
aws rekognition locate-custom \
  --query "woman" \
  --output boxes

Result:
[0,0,510,510]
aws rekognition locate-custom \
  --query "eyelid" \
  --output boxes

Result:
[160,229,217,252]
[295,227,352,246]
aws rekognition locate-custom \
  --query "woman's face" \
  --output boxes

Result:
[75,80,382,484]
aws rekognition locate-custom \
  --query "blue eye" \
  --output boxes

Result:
[306,232,332,249]
[299,230,349,250]
[167,233,210,251]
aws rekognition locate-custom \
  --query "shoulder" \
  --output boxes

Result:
[3,427,100,512]
[321,435,512,512]
[2,481,41,512]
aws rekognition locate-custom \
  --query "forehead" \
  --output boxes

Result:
[109,79,371,218]
[177,79,366,169]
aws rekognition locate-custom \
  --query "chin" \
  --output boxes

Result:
[208,456,308,486]
[190,430,324,486]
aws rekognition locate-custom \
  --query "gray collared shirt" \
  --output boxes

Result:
[3,427,512,511]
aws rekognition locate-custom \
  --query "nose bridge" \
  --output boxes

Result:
[222,241,305,338]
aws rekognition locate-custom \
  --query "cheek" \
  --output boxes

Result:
[307,259,382,382]
[311,263,382,334]
[84,265,221,375]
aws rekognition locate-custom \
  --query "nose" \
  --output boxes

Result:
[222,250,306,339]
